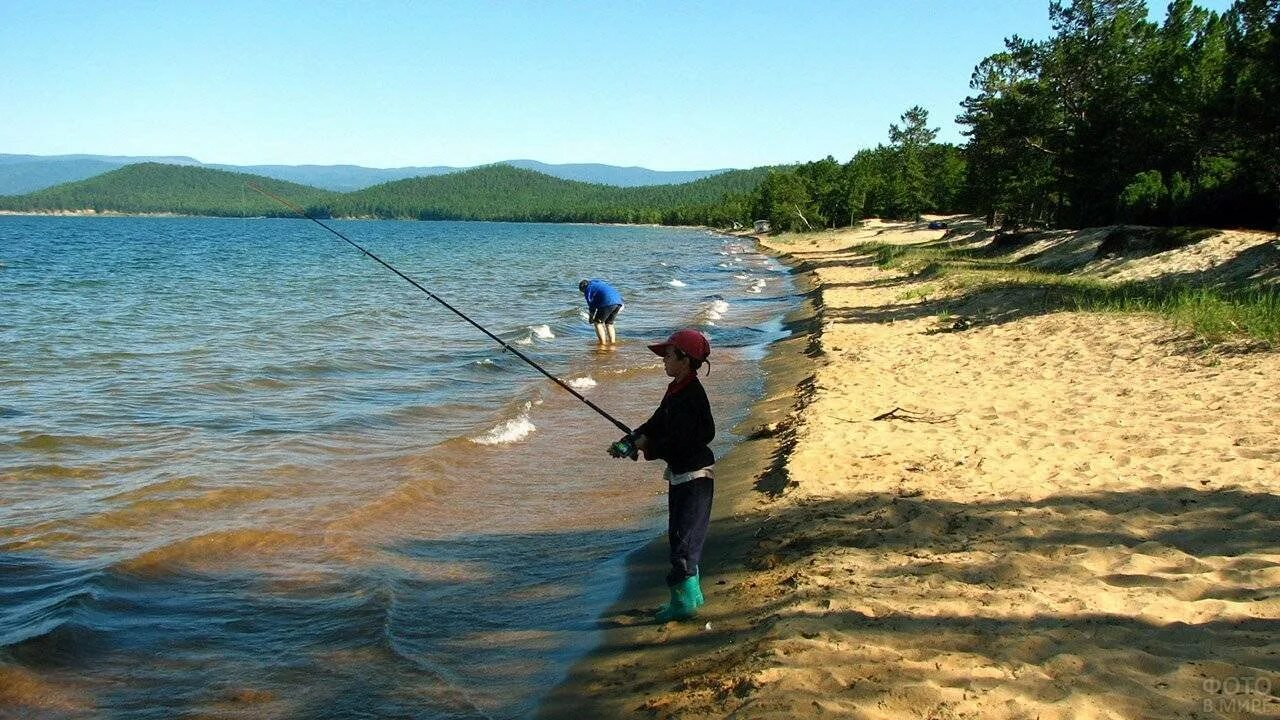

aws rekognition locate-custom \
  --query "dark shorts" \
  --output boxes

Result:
[589,303,622,324]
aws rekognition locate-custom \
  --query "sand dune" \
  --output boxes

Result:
[542,219,1279,719]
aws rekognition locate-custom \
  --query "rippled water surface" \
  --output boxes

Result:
[0,216,796,718]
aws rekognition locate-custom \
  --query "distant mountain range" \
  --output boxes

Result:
[0,162,770,226]
[0,153,735,195]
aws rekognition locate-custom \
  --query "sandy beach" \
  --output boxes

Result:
[541,219,1280,719]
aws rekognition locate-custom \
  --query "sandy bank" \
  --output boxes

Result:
[541,219,1280,719]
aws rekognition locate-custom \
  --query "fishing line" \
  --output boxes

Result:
[247,183,633,435]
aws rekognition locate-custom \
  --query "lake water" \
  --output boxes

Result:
[0,216,797,719]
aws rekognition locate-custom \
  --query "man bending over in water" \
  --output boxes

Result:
[579,278,624,346]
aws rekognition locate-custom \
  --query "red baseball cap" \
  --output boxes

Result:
[648,329,711,362]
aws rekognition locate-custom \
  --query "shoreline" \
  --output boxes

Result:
[539,218,1280,718]
[0,211,726,235]
[0,209,193,217]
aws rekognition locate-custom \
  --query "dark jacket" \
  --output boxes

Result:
[635,375,715,474]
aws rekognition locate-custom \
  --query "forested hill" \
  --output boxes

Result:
[0,162,771,225]
[335,165,770,223]
[0,164,339,217]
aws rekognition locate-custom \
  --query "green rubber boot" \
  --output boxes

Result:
[690,569,704,608]
[655,575,700,622]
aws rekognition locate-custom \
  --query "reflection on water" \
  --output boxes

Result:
[0,217,796,718]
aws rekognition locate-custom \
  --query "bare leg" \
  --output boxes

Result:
[593,322,608,345]
[605,323,617,345]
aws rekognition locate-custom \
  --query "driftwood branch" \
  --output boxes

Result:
[872,407,959,424]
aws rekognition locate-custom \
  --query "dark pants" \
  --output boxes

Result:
[667,476,714,584]
[588,304,622,324]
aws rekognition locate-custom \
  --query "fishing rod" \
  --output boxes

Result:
[247,183,633,436]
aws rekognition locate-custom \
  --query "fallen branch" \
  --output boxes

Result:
[871,406,959,424]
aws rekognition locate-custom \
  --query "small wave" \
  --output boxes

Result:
[529,324,555,340]
[567,376,597,389]
[87,486,276,531]
[750,279,767,293]
[3,617,111,670]
[466,358,507,375]
[471,416,535,445]
[701,298,730,322]
[11,464,106,481]
[104,476,199,503]
[514,334,534,346]
[15,432,118,453]
[113,528,311,576]
[668,279,687,288]
[471,402,536,445]
[734,274,749,280]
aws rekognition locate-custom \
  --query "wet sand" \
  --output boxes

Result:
[540,219,1280,719]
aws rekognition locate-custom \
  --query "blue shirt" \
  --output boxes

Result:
[583,279,623,310]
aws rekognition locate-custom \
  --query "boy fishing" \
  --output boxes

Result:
[609,329,714,621]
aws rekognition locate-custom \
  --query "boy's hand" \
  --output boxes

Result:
[634,434,652,461]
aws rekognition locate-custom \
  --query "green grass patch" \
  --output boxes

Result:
[1062,283,1280,342]
[895,284,937,301]
[855,240,1279,344]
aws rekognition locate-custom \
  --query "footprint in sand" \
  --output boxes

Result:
[1100,573,1170,589]
[1225,557,1278,572]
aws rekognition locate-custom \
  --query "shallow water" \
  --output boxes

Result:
[0,216,797,718]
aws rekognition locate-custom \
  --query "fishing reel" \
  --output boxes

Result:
[608,434,639,461]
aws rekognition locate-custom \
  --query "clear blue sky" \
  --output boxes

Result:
[0,0,1237,170]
